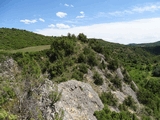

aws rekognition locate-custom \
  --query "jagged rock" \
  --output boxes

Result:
[0,58,20,79]
[108,106,120,112]
[122,82,139,103]
[131,81,139,91]
[112,90,126,104]
[116,68,124,80]
[55,80,104,120]
[98,53,106,64]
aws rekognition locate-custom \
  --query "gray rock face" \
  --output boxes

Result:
[122,82,138,103]
[0,58,20,79]
[116,68,124,80]
[55,80,104,120]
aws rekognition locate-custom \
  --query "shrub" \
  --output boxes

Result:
[87,53,98,66]
[78,64,88,74]
[123,96,136,110]
[50,37,75,61]
[49,61,64,78]
[94,105,112,120]
[77,53,87,63]
[99,60,106,70]
[0,86,16,106]
[152,66,160,77]
[93,72,103,85]
[83,47,92,55]
[58,77,67,83]
[77,33,88,43]
[49,86,62,105]
[110,76,122,89]
[108,59,118,71]
[72,70,83,81]
[100,92,117,106]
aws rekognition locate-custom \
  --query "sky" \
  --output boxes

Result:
[1,0,160,44]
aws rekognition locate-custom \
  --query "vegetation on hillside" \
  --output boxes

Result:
[0,28,54,50]
[0,28,160,119]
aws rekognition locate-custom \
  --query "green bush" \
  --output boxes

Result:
[77,53,87,63]
[93,72,103,85]
[49,61,65,78]
[50,37,75,61]
[100,92,117,106]
[77,33,88,43]
[123,96,136,110]
[49,86,62,105]
[94,105,112,120]
[108,59,118,71]
[99,60,106,70]
[72,70,84,81]
[78,64,88,74]
[87,53,98,66]
[144,79,160,97]
[0,86,15,106]
[0,109,17,120]
[110,76,122,89]
[94,104,138,120]
[152,66,160,77]
[83,47,92,55]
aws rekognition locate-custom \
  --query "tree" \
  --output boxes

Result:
[152,66,160,77]
[50,38,75,61]
[77,33,88,42]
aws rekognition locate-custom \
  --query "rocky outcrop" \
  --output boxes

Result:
[0,57,140,119]
[122,82,138,103]
[0,58,20,80]
[116,68,124,80]
[55,80,104,120]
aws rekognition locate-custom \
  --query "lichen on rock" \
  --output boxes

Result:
[55,80,104,120]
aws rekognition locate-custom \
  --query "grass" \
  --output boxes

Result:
[0,45,50,53]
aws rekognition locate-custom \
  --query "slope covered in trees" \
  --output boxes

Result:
[0,28,160,119]
[0,28,55,50]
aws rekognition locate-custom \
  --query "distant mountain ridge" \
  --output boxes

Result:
[128,41,160,47]
[128,41,160,55]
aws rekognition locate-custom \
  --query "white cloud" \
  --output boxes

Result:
[36,18,160,44]
[20,19,37,24]
[64,3,69,7]
[132,4,160,13]
[109,10,133,16]
[48,23,70,29]
[56,12,67,18]
[80,11,84,14]
[107,3,160,17]
[39,18,45,22]
[76,11,85,18]
[56,23,70,29]
[64,3,74,7]
[48,24,55,28]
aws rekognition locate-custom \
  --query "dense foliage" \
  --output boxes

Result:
[94,104,138,120]
[0,28,55,50]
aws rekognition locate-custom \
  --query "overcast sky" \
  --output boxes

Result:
[1,0,160,44]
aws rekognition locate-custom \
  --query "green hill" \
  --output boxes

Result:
[0,28,160,120]
[0,28,55,50]
[129,41,160,47]
[129,41,160,55]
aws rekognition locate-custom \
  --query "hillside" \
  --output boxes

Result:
[129,41,160,47]
[0,28,55,50]
[129,41,160,55]
[0,28,160,120]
